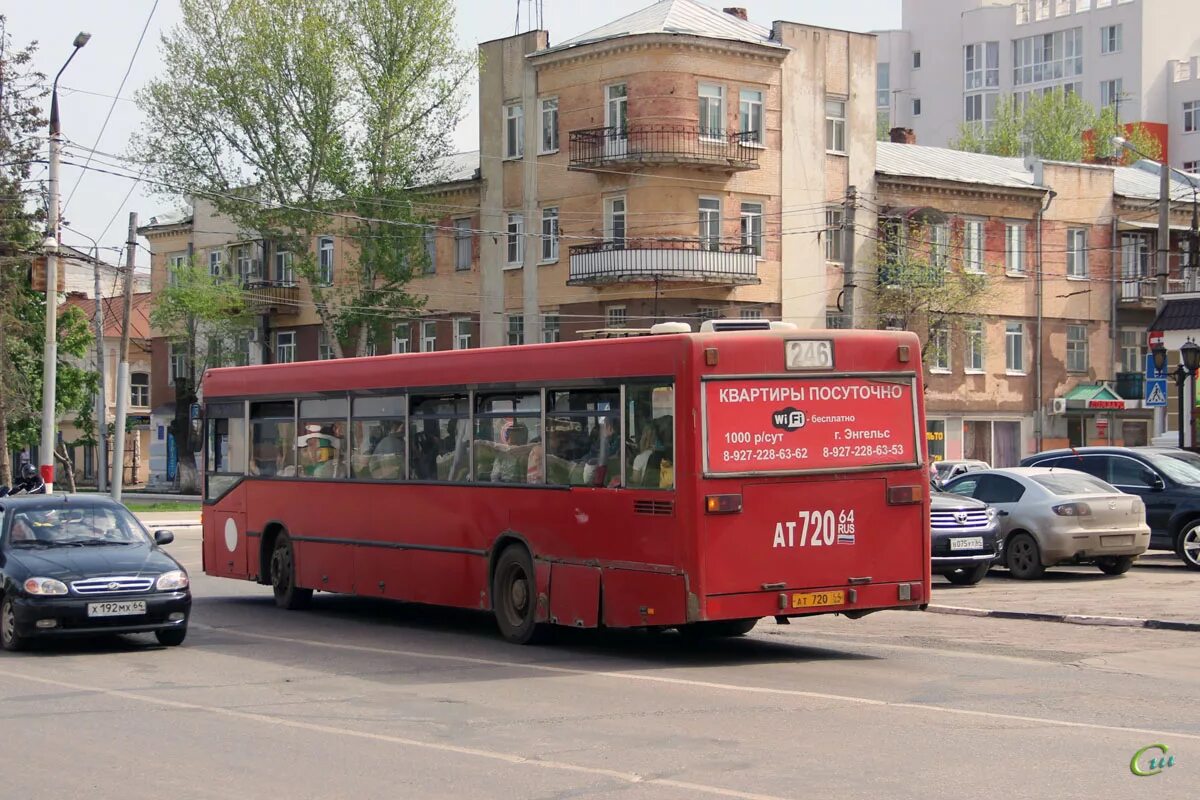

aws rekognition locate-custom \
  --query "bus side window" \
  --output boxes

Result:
[474,393,541,484]
[546,388,620,487]
[626,384,674,490]
[204,400,247,500]
[410,395,470,482]
[250,401,296,477]
[350,395,406,481]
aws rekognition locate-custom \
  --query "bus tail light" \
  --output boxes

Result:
[887,485,922,505]
[705,494,742,514]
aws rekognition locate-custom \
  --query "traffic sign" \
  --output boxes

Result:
[1145,353,1167,380]
[1145,379,1168,407]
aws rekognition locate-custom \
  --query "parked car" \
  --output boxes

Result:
[929,490,1002,585]
[933,459,990,484]
[1019,447,1200,571]
[942,467,1150,579]
[0,495,191,651]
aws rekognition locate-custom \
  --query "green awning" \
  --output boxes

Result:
[1062,383,1137,411]
[1064,384,1122,402]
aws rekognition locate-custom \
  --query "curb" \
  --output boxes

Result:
[926,604,1200,633]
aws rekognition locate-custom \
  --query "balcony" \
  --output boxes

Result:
[243,279,300,315]
[567,239,760,286]
[568,125,762,172]
[1115,372,1144,401]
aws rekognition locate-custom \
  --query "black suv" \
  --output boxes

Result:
[1019,446,1200,570]
[930,490,1002,584]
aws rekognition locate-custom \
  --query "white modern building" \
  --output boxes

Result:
[875,0,1200,167]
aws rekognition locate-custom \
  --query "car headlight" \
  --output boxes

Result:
[986,507,998,522]
[155,570,189,591]
[24,577,68,595]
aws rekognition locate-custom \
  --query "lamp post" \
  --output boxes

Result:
[38,31,91,494]
[1153,340,1200,448]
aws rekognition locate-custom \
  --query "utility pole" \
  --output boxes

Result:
[842,186,858,328]
[1156,161,1171,307]
[92,246,108,492]
[111,213,136,501]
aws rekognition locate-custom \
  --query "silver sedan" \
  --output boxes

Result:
[941,467,1150,580]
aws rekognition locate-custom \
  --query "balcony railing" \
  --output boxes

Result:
[1115,372,1144,401]
[567,238,759,286]
[243,279,300,315]
[568,125,762,171]
[877,264,946,288]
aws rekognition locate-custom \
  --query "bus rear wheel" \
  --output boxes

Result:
[492,545,544,645]
[270,533,312,610]
[677,618,758,638]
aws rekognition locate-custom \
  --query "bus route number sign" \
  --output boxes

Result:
[785,339,833,370]
[704,376,918,474]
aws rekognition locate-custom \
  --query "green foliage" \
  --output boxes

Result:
[151,259,256,383]
[1091,106,1164,164]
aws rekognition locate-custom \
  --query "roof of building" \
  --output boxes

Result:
[139,210,193,233]
[427,150,480,184]
[1151,297,1200,332]
[61,292,154,340]
[540,0,782,55]
[876,141,1045,191]
[1113,161,1200,201]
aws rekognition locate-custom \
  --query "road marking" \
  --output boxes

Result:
[0,667,784,800]
[194,624,1200,742]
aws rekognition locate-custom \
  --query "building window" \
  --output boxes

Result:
[423,229,436,274]
[699,197,721,251]
[825,99,846,154]
[930,223,950,270]
[167,253,187,287]
[964,220,984,273]
[318,328,333,360]
[505,103,523,159]
[740,202,763,257]
[1119,328,1143,372]
[1100,24,1121,54]
[1005,322,1025,373]
[1006,224,1026,274]
[604,197,626,244]
[912,98,922,116]
[208,250,223,278]
[275,330,296,364]
[698,83,724,138]
[876,63,890,109]
[169,342,187,385]
[506,213,523,265]
[929,324,951,372]
[965,93,999,129]
[364,339,376,357]
[421,320,437,352]
[741,308,763,320]
[739,89,763,144]
[913,50,921,69]
[130,372,150,407]
[1067,324,1088,372]
[274,250,294,284]
[966,320,985,372]
[1185,101,1199,134]
[964,42,999,90]
[453,318,471,350]
[318,236,334,284]
[825,207,844,262]
[235,246,256,284]
[606,306,627,328]
[1184,160,1200,174]
[1067,228,1088,277]
[1013,28,1083,88]
[539,97,558,153]
[234,335,250,366]
[697,306,720,322]
[454,218,472,270]
[827,310,849,329]
[1100,78,1122,108]
[541,207,559,262]
[542,313,560,343]
[393,322,410,354]
[506,314,524,346]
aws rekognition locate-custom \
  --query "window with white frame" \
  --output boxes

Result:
[454,218,472,270]
[930,223,950,270]
[208,250,223,278]
[318,328,333,360]
[606,306,627,328]
[1185,101,1199,133]
[1013,28,1083,88]
[1006,223,1026,274]
[1184,160,1200,174]
[235,246,255,284]
[393,322,410,354]
[740,201,763,257]
[826,207,844,262]
[275,330,296,364]
[454,317,471,350]
[1067,324,1088,372]
[541,207,559,262]
[1067,228,1088,277]
[912,98,922,116]
[964,42,1000,90]
[169,342,188,385]
[540,97,558,153]
[825,99,846,154]
[168,253,187,286]
[1100,24,1121,54]
[698,83,724,138]
[506,213,523,265]
[966,320,985,372]
[506,314,524,346]
[877,63,890,109]
[740,308,763,319]
[275,249,294,284]
[929,324,951,372]
[1100,78,1122,108]
[1119,328,1143,372]
[912,50,921,69]
[541,313,560,343]
[1005,322,1025,372]
[505,103,523,158]
[699,197,721,251]
[1034,0,1049,20]
[964,220,984,273]
[318,236,334,284]
[421,320,437,352]
[130,372,150,407]
[423,228,436,273]
[965,93,999,129]
[604,197,626,244]
[697,306,720,322]
[739,89,763,144]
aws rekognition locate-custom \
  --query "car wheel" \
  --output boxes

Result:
[492,545,546,645]
[155,627,187,647]
[1095,556,1134,576]
[270,533,313,610]
[677,618,759,638]
[1005,533,1045,580]
[1,596,28,652]
[1176,522,1200,572]
[944,562,990,585]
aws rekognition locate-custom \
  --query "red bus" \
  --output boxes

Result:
[200,324,931,643]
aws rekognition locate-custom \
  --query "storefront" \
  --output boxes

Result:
[924,416,1032,467]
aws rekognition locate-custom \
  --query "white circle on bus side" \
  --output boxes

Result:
[224,518,238,552]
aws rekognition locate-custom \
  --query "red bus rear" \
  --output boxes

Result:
[200,326,930,643]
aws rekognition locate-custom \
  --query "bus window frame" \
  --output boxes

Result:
[203,399,249,504]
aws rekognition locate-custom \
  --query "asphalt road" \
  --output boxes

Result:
[2,531,1196,800]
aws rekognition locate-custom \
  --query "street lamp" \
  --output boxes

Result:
[1153,340,1200,448]
[38,31,90,494]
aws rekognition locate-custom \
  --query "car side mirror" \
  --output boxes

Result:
[154,530,175,545]
[1152,476,1166,491]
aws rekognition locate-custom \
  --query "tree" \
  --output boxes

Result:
[133,0,475,358]
[151,260,255,492]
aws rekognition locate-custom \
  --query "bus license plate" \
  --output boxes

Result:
[791,591,844,609]
[87,601,146,617]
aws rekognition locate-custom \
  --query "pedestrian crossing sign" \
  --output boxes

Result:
[1145,379,1168,407]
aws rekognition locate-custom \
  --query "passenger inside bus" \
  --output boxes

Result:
[297,425,344,478]
[368,420,405,479]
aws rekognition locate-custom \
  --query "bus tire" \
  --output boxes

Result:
[492,545,544,645]
[677,618,758,638]
[270,533,312,610]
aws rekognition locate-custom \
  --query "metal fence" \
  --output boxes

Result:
[568,124,762,169]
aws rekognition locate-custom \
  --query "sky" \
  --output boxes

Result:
[5,0,901,270]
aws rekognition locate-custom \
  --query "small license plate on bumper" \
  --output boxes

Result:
[87,600,147,617]
[791,590,845,609]
[950,537,984,551]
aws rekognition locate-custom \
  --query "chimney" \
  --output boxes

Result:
[723,7,748,21]
[889,127,917,145]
